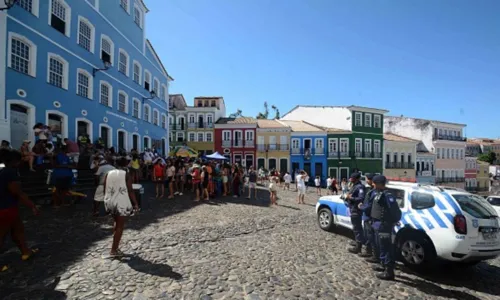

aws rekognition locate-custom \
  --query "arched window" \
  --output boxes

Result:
[47,53,69,89]
[99,80,112,107]
[118,49,129,76]
[8,33,38,77]
[153,109,159,126]
[49,0,71,37]
[133,60,142,84]
[100,35,114,65]
[117,91,128,113]
[143,104,151,122]
[77,16,95,52]
[132,98,141,118]
[76,68,93,99]
[161,114,167,128]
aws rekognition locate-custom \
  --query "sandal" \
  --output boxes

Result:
[109,249,125,258]
[21,248,39,261]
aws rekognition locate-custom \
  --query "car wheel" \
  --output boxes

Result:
[318,208,335,232]
[398,233,436,270]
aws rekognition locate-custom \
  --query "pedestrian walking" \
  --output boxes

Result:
[93,159,115,216]
[269,175,278,205]
[283,172,291,190]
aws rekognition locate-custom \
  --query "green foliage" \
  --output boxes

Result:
[228,109,242,118]
[478,151,497,164]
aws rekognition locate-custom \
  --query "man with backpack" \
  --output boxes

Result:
[370,175,402,281]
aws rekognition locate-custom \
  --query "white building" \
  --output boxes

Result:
[384,116,467,188]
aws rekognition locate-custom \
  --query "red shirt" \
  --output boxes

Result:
[65,140,79,153]
[192,169,201,184]
[153,165,164,177]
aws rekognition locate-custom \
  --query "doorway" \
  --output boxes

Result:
[340,167,349,182]
[303,162,311,176]
[198,115,204,128]
[77,121,89,137]
[143,137,150,150]
[9,104,29,149]
[132,134,139,151]
[304,139,311,150]
[279,158,288,173]
[257,158,265,169]
[162,139,166,156]
[329,168,338,180]
[315,162,323,177]
[100,126,110,148]
[48,113,63,144]
[245,154,253,169]
[234,131,242,147]
[268,158,277,170]
[118,131,125,151]
[234,154,242,166]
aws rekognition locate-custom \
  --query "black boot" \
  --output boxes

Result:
[349,240,357,247]
[376,267,395,281]
[365,256,379,263]
[372,264,384,272]
[358,247,372,258]
[348,242,362,254]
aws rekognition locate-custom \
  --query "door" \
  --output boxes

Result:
[340,168,349,182]
[292,162,300,181]
[133,135,139,151]
[269,136,277,150]
[304,139,311,149]
[268,158,277,170]
[304,162,311,176]
[162,139,166,156]
[234,131,242,147]
[315,162,323,178]
[234,154,242,166]
[118,131,125,151]
[245,155,253,169]
[9,104,29,149]
[48,113,63,144]
[100,127,109,148]
[198,115,204,128]
[179,117,185,130]
[257,158,265,169]
[329,168,338,180]
[280,158,288,173]
[143,137,149,149]
[77,121,89,137]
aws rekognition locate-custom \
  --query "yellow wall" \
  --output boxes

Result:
[187,141,214,152]
[477,161,490,189]
[256,131,290,171]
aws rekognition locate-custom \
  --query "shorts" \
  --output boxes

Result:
[202,181,209,189]
[54,176,72,191]
[315,184,321,188]
[248,182,256,189]
[155,176,164,182]
[165,176,173,186]
[0,206,20,228]
[297,186,306,195]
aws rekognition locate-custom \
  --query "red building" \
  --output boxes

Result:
[214,117,257,168]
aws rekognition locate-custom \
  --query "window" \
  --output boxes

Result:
[77,17,94,52]
[408,153,412,164]
[188,114,195,123]
[374,115,381,128]
[387,188,406,208]
[245,130,254,141]
[188,133,195,142]
[354,112,362,126]
[144,70,151,91]
[118,91,128,113]
[99,81,112,107]
[76,69,92,99]
[143,104,150,122]
[177,132,185,142]
[8,34,37,77]
[452,194,497,219]
[355,138,362,155]
[161,84,167,101]
[133,61,141,84]
[100,36,114,64]
[291,139,299,149]
[18,0,39,16]
[374,140,381,154]
[340,138,349,154]
[161,114,167,128]
[206,133,213,142]
[460,149,463,159]
[50,0,70,36]
[364,113,372,127]
[315,138,323,149]
[328,138,338,153]
[118,49,129,76]
[132,98,140,118]
[120,0,129,12]
[153,109,159,125]
[437,148,441,159]
[198,133,204,142]
[207,115,213,125]
[447,148,450,159]
[153,78,160,96]
[47,54,68,89]
[364,139,372,153]
[134,5,142,28]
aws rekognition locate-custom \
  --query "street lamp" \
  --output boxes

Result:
[0,0,18,11]
[142,90,156,103]
[92,60,111,76]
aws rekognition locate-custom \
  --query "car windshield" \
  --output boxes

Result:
[487,197,500,206]
[452,194,497,219]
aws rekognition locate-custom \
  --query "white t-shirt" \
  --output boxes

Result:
[284,174,292,183]
[296,174,305,188]
[96,164,116,185]
[327,178,332,188]
[315,178,320,186]
[143,151,153,162]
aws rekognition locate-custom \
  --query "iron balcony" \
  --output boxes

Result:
[257,144,290,152]
[385,162,416,169]
[432,134,467,142]
[188,122,215,129]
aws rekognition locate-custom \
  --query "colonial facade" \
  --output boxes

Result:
[281,105,388,176]
[465,156,478,192]
[477,161,490,193]
[1,0,172,154]
[214,117,256,168]
[256,119,290,173]
[384,117,466,189]
[383,133,417,180]
[186,96,226,155]
[277,120,327,185]
[467,138,500,164]
[168,94,187,147]
[416,146,436,184]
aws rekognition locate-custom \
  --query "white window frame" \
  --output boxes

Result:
[328,138,338,153]
[77,16,95,53]
[374,140,381,154]
[117,90,128,113]
[291,138,300,149]
[364,139,372,153]
[7,32,38,77]
[47,52,69,90]
[315,138,323,150]
[99,80,112,108]
[161,113,167,128]
[339,138,349,154]
[197,132,205,142]
[153,77,160,97]
[206,132,213,142]
[176,132,185,142]
[355,138,362,155]
[134,4,143,28]
[17,0,40,17]
[144,69,152,91]
[161,84,168,101]
[76,68,93,100]
[245,130,254,141]
[233,130,243,146]
[132,60,142,84]
[354,112,362,127]
[120,0,130,14]
[153,108,160,126]
[132,98,141,119]
[100,34,114,65]
[118,48,129,76]
[143,104,151,122]
[373,114,381,128]
[222,130,231,141]
[364,113,372,127]
[48,0,71,37]
[188,114,195,123]
[188,132,195,142]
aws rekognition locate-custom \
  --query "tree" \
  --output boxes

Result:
[256,102,269,119]
[228,109,242,118]
[478,151,497,164]
[271,105,280,119]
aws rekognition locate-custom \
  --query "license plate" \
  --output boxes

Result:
[483,232,498,240]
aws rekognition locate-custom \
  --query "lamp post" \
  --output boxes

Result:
[142,90,156,104]
[92,60,111,76]
[0,0,18,11]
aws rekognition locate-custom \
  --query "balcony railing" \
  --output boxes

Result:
[257,144,290,152]
[417,171,436,177]
[188,122,214,129]
[327,151,382,159]
[221,140,255,148]
[436,177,465,183]
[432,134,467,142]
[385,162,415,169]
[291,147,326,155]
[168,124,187,131]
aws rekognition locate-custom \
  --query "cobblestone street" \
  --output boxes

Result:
[2,184,500,300]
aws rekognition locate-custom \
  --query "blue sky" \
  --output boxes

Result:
[146,0,500,138]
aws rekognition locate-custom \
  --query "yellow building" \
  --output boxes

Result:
[477,160,490,193]
[256,119,291,172]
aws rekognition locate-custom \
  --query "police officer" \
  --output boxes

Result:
[345,172,366,254]
[358,173,378,261]
[370,175,401,280]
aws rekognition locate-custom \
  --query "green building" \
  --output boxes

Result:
[280,105,389,180]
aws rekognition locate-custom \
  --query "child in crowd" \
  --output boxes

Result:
[283,172,291,190]
[152,159,165,199]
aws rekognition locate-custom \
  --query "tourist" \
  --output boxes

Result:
[20,140,36,172]
[269,175,278,206]
[64,138,80,165]
[201,165,210,201]
[341,178,349,195]
[283,172,291,190]
[246,167,257,200]
[232,166,241,198]
[1,140,11,149]
[128,153,141,184]
[0,148,39,272]
[315,176,322,196]
[152,159,165,199]
[296,170,307,204]
[93,159,115,216]
[165,160,176,199]
[331,177,338,195]
[51,146,74,208]
[191,164,202,201]
[103,157,139,258]
[176,161,185,196]
[327,176,333,195]
[77,133,90,154]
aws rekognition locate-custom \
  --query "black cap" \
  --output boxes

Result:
[365,173,374,180]
[373,175,387,184]
[350,172,361,179]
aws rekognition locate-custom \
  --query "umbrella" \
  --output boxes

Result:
[206,152,227,160]
[169,146,198,158]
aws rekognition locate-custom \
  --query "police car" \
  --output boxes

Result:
[486,196,500,216]
[316,180,500,269]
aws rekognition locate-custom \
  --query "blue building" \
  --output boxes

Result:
[278,120,328,185]
[0,0,173,154]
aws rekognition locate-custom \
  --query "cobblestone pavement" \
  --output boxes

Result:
[1,183,500,299]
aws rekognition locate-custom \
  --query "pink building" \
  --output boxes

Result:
[465,157,478,191]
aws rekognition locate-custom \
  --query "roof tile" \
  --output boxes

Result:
[384,133,419,143]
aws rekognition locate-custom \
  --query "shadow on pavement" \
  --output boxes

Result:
[397,275,482,300]
[121,255,182,280]
[0,276,67,300]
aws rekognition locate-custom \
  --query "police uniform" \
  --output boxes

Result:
[370,175,399,280]
[359,173,378,261]
[346,172,366,254]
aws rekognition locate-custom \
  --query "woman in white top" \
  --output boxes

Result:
[103,157,139,257]
[93,160,115,216]
[269,176,279,206]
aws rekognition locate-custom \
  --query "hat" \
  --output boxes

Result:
[365,173,374,180]
[373,175,387,184]
[23,140,31,144]
[350,172,361,180]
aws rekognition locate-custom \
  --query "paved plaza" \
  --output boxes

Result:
[1,184,500,300]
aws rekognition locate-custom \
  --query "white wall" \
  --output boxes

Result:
[281,106,352,130]
[384,117,434,152]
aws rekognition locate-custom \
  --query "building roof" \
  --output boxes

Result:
[257,119,288,128]
[169,94,187,110]
[282,105,389,119]
[277,120,324,132]
[215,117,257,125]
[316,126,351,134]
[384,133,419,143]
[468,138,500,145]
[385,115,466,127]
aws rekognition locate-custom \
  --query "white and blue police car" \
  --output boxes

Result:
[316,180,500,269]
